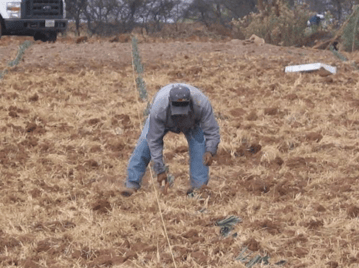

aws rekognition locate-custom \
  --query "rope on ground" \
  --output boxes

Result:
[130,36,177,268]
[0,40,33,79]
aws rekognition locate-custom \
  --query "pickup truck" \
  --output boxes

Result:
[0,0,67,42]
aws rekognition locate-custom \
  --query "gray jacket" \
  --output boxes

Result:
[147,83,220,174]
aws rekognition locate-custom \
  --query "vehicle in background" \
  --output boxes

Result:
[0,0,67,42]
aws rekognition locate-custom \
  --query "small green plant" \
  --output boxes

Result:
[131,37,148,103]
[0,40,33,79]
[131,36,151,118]
[8,40,33,67]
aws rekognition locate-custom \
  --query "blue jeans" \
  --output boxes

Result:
[125,117,209,189]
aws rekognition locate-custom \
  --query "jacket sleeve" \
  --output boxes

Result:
[200,100,220,155]
[146,113,167,175]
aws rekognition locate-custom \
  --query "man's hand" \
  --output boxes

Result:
[157,172,167,185]
[157,172,169,194]
[203,152,214,166]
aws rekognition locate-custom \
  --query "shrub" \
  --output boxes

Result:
[341,6,359,52]
[232,1,312,47]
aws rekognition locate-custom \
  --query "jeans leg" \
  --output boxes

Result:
[125,117,151,189]
[185,126,209,188]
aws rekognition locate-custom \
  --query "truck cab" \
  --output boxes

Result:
[0,0,67,42]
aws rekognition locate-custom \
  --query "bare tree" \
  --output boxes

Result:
[141,0,178,33]
[333,0,344,21]
[183,0,258,26]
[183,0,215,27]
[84,0,136,35]
[65,0,88,36]
[258,0,265,11]
[172,0,189,30]
[288,0,295,6]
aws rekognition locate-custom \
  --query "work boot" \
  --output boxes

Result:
[187,185,208,197]
[121,187,137,197]
[186,187,198,197]
[186,187,194,195]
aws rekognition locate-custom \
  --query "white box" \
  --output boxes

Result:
[285,63,336,75]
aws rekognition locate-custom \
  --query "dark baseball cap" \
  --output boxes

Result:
[169,85,191,115]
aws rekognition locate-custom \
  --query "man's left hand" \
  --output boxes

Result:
[157,172,167,185]
[203,152,214,166]
[157,172,169,194]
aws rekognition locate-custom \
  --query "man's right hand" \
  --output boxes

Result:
[203,151,214,166]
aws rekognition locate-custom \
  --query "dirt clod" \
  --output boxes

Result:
[246,110,258,121]
[25,123,37,132]
[243,238,261,251]
[305,132,323,142]
[347,205,359,218]
[264,107,278,115]
[183,229,199,239]
[92,200,111,214]
[175,146,188,153]
[326,261,339,268]
[230,108,246,117]
[29,94,39,102]
[8,111,18,117]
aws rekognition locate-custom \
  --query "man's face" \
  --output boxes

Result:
[171,101,190,118]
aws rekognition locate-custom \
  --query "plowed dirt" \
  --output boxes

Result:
[0,35,359,267]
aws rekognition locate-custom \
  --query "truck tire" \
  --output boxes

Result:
[34,32,43,41]
[48,31,57,43]
[40,34,48,42]
[34,32,57,42]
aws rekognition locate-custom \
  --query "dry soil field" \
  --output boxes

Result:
[1,35,359,268]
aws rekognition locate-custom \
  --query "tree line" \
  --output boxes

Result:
[65,0,359,36]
